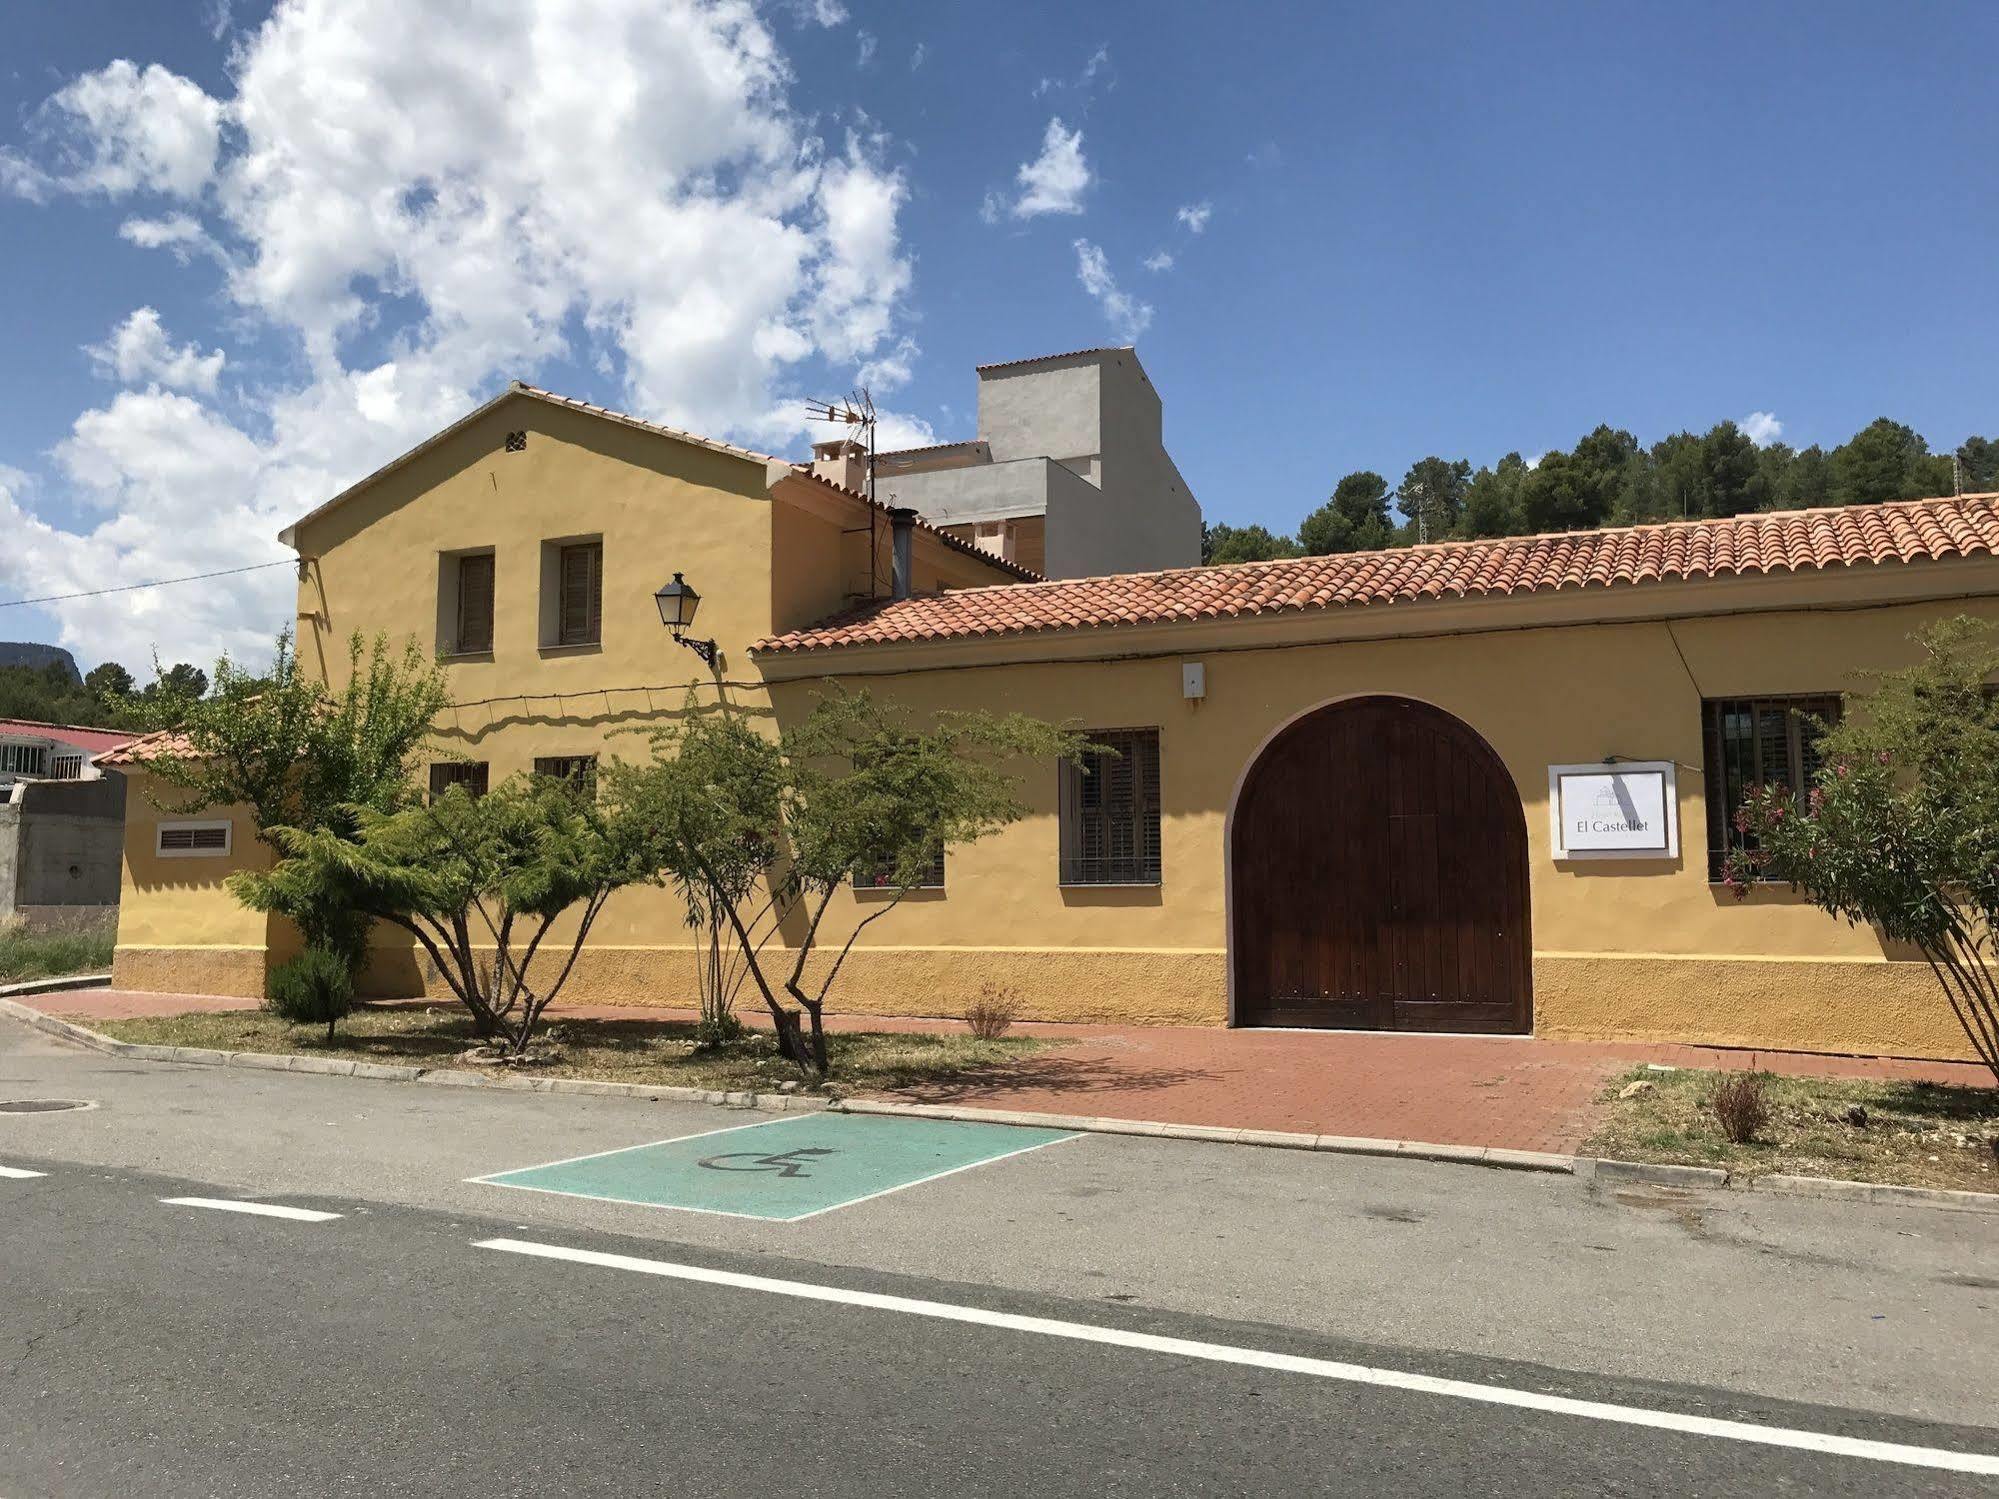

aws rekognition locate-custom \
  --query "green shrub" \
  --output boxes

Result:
[266,945,355,1042]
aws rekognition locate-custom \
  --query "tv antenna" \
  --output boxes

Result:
[804,388,878,504]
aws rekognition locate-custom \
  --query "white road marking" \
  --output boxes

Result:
[161,1197,342,1222]
[476,1237,1999,1477]
[0,1165,47,1179]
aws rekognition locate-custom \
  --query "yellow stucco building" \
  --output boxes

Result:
[104,379,1999,1063]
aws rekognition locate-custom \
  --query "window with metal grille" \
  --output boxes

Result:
[157,820,231,857]
[49,753,85,780]
[0,742,49,778]
[853,845,946,891]
[533,754,598,793]
[455,552,495,653]
[1702,695,1841,881]
[428,761,490,800]
[557,541,602,646]
[1059,728,1162,885]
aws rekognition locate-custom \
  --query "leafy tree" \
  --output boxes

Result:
[1519,426,1635,533]
[0,661,148,728]
[1395,456,1471,541]
[610,693,1086,1078]
[1459,453,1530,536]
[1958,436,1999,493]
[1701,420,1768,516]
[154,662,209,700]
[1299,471,1394,554]
[140,631,450,969]
[237,778,654,1055]
[1204,522,1302,564]
[1726,617,1999,1081]
[1774,443,1833,511]
[84,662,135,701]
[1830,418,1949,507]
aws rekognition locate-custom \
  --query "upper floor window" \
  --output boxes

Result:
[1059,728,1162,885]
[533,754,598,794]
[0,742,49,778]
[454,553,495,654]
[429,761,490,801]
[556,541,603,647]
[1702,695,1841,881]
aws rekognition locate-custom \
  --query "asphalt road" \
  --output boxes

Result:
[3,1017,1997,1495]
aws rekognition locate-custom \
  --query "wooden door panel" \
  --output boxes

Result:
[1233,697,1530,1033]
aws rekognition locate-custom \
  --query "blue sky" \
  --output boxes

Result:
[2,0,1995,670]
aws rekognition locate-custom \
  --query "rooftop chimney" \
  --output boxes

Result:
[810,438,868,493]
[888,507,917,600]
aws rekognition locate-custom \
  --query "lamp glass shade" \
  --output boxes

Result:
[655,572,701,631]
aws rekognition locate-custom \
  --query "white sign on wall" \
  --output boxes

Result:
[1547,762,1679,861]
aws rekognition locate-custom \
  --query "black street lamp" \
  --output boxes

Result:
[654,572,718,668]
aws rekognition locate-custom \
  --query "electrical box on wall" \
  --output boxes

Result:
[1181,661,1206,700]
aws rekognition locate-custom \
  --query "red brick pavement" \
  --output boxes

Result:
[28,987,1991,1155]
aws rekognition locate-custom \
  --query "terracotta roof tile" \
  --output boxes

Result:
[780,470,1042,582]
[0,719,137,755]
[752,494,1999,657]
[974,346,1133,374]
[94,726,190,767]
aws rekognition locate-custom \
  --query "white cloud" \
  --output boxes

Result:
[87,308,227,393]
[117,212,226,265]
[1080,46,1110,85]
[1010,117,1090,219]
[783,0,848,25]
[1740,411,1783,447]
[1142,250,1173,272]
[1,60,222,201]
[909,41,926,70]
[1073,240,1151,342]
[1523,452,1546,470]
[1175,201,1212,234]
[857,337,919,394]
[856,30,877,66]
[0,0,921,668]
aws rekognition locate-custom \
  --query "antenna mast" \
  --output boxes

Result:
[805,387,882,596]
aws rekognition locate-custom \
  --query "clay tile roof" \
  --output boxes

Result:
[94,726,189,767]
[0,719,137,756]
[973,346,1132,374]
[780,469,1043,583]
[751,493,1999,657]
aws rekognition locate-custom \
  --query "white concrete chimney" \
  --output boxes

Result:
[810,438,868,493]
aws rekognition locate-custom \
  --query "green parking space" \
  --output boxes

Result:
[469,1112,1078,1222]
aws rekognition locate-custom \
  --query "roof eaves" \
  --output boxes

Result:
[974,346,1132,375]
[279,382,784,549]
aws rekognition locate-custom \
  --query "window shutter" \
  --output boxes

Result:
[559,543,602,645]
[456,554,495,653]
[1062,729,1162,884]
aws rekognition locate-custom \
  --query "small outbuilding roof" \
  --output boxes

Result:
[751,492,1999,656]
[0,719,136,755]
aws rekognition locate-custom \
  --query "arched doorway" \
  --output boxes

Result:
[1230,695,1531,1032]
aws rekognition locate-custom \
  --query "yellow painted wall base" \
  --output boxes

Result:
[122,935,1980,1062]
[1532,954,1975,1060]
[113,945,269,1001]
[357,944,1227,1026]
[310,941,1990,1061]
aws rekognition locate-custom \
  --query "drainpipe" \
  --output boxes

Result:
[888,507,917,600]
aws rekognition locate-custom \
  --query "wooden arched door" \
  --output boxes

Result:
[1230,696,1531,1032]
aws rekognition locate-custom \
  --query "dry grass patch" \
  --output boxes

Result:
[92,1003,1063,1097]
[0,912,116,984]
[1586,1065,1999,1194]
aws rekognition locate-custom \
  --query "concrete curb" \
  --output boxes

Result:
[1590,1159,1732,1190]
[827,1096,1577,1173]
[0,973,111,998]
[5,994,1993,1211]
